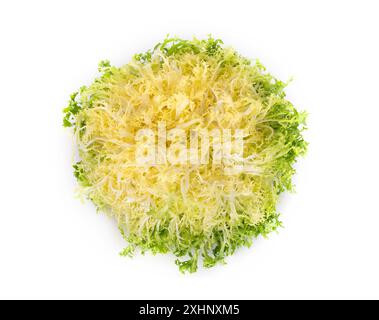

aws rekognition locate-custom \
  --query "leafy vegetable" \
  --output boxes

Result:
[64,36,307,273]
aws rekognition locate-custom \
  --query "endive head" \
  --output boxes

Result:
[64,36,307,272]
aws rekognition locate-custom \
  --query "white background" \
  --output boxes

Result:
[0,0,378,300]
